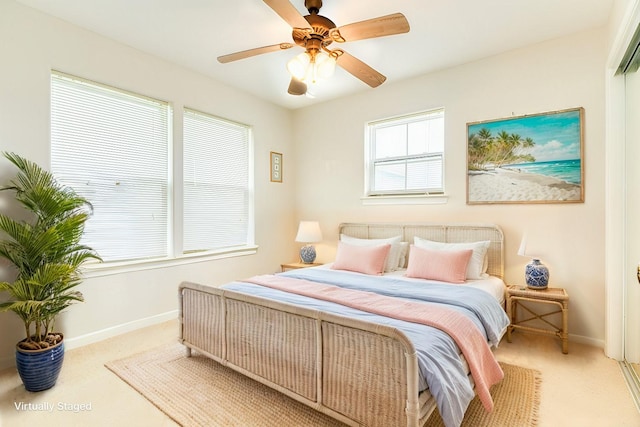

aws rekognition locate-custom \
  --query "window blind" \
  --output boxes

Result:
[183,108,251,253]
[50,71,170,262]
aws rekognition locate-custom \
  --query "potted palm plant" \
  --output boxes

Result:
[0,152,100,392]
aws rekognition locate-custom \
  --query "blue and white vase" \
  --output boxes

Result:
[525,259,549,290]
[300,245,317,263]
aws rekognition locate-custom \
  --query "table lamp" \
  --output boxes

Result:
[295,221,322,263]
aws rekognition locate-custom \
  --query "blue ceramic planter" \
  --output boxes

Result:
[16,337,65,392]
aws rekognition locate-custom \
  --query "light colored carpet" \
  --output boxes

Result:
[105,343,540,427]
[424,362,541,427]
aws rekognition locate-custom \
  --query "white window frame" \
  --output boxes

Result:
[363,109,447,205]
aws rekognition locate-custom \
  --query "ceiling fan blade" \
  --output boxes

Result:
[287,77,307,96]
[263,0,313,30]
[335,50,386,88]
[217,43,294,63]
[330,13,410,43]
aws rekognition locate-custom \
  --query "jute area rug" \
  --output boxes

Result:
[105,343,541,427]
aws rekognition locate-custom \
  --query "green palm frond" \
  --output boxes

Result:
[2,152,93,226]
[0,152,101,344]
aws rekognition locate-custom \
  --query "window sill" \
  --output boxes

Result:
[361,194,448,205]
[81,245,259,278]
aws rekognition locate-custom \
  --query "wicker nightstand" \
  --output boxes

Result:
[506,284,569,354]
[280,262,322,272]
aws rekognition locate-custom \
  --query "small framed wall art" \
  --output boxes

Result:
[270,151,283,183]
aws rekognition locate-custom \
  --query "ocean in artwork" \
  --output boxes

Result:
[503,159,581,185]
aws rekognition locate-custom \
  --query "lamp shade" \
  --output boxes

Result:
[517,232,545,260]
[295,221,322,243]
[517,233,528,257]
[314,51,336,80]
[287,51,336,84]
[287,77,307,96]
[287,52,311,80]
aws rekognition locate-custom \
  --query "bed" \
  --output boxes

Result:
[179,223,509,427]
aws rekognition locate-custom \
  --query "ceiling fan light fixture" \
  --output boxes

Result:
[287,77,307,96]
[287,51,311,80]
[314,51,336,80]
[287,49,336,84]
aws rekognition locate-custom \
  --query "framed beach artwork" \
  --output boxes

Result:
[466,107,584,204]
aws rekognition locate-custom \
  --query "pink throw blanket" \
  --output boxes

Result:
[243,274,503,412]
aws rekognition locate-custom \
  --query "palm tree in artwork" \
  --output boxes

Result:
[467,128,536,170]
[468,128,493,170]
[493,131,514,166]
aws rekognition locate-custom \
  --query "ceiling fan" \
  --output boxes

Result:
[217,0,410,96]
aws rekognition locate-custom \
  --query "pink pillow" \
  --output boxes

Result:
[331,242,391,275]
[405,245,473,283]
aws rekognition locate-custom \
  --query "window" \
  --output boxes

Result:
[365,109,444,196]
[51,72,170,262]
[50,71,255,265]
[183,109,252,253]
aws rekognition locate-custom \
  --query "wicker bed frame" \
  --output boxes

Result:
[179,223,504,427]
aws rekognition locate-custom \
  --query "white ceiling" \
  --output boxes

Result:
[17,0,613,110]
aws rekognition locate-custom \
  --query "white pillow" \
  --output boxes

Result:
[340,234,403,272]
[413,237,490,280]
[397,242,410,268]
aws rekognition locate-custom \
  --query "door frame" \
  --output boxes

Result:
[606,0,640,361]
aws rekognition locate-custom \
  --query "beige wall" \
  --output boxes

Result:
[292,28,607,346]
[609,0,636,50]
[0,1,296,369]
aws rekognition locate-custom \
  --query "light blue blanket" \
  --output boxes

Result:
[223,267,509,427]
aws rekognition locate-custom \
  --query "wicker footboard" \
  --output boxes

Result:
[179,281,436,427]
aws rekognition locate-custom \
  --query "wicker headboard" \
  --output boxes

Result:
[338,223,505,279]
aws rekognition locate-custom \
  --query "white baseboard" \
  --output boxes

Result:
[65,310,179,350]
[569,333,605,350]
[0,310,179,371]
